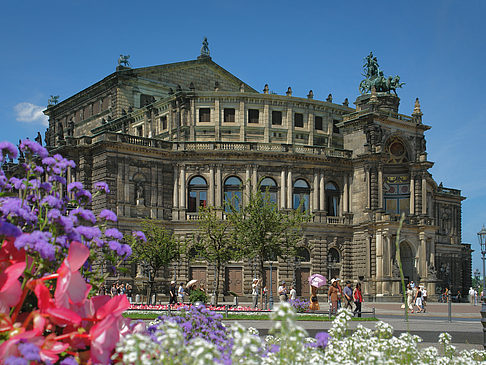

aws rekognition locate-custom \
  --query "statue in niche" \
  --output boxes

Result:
[427,264,437,280]
[57,122,64,140]
[392,260,400,278]
[135,183,145,206]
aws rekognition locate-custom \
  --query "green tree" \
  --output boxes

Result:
[228,184,310,291]
[128,219,180,304]
[195,206,242,304]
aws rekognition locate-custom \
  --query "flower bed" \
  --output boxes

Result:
[128,303,269,312]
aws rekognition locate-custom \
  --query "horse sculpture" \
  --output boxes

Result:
[118,54,130,67]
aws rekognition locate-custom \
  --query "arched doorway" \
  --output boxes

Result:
[399,241,415,284]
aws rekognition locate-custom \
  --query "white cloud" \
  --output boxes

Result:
[14,102,48,126]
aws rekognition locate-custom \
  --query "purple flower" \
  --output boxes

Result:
[105,228,123,240]
[94,181,110,193]
[5,356,28,365]
[60,356,78,365]
[0,219,22,237]
[42,156,56,166]
[39,182,52,192]
[33,166,44,174]
[15,231,56,260]
[99,209,117,222]
[47,209,61,220]
[0,198,37,224]
[77,226,102,240]
[40,195,62,209]
[19,139,48,158]
[119,244,132,257]
[48,175,66,185]
[315,331,330,348]
[132,230,146,242]
[9,177,26,190]
[18,342,41,361]
[70,208,96,224]
[75,189,92,204]
[67,182,83,193]
[108,240,121,252]
[0,141,18,162]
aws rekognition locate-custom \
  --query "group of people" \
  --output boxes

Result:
[251,279,298,309]
[98,282,133,302]
[327,278,363,317]
[405,281,427,313]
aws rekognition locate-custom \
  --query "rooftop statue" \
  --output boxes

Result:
[118,54,130,67]
[47,95,59,106]
[359,52,404,95]
[200,37,210,57]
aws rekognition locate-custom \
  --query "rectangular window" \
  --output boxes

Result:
[315,116,323,130]
[333,120,340,134]
[137,126,143,137]
[248,109,259,123]
[272,111,282,125]
[161,116,167,130]
[294,113,304,128]
[199,108,211,123]
[224,108,235,123]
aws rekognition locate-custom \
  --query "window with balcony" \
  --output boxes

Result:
[224,176,242,212]
[315,116,323,130]
[199,108,211,123]
[248,109,259,123]
[325,182,340,216]
[293,179,310,211]
[188,176,208,213]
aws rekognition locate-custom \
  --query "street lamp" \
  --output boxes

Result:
[478,225,486,349]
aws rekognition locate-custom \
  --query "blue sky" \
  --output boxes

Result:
[1,1,485,272]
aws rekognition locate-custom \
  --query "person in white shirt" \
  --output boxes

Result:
[289,286,297,300]
[177,283,185,304]
[278,281,288,302]
[469,287,475,305]
[251,278,260,308]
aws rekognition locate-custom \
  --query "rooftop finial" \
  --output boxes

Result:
[199,37,210,59]
[286,87,292,96]
[117,54,130,68]
[342,98,349,107]
[263,84,269,94]
[326,93,333,103]
[413,97,422,115]
[307,90,314,99]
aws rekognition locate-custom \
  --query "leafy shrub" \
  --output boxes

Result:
[189,289,208,304]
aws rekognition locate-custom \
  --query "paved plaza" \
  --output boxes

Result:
[225,301,484,350]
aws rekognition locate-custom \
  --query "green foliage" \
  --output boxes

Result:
[189,289,208,304]
[228,182,311,286]
[128,219,181,274]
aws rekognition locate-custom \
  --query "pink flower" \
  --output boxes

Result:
[0,261,26,314]
[54,241,91,308]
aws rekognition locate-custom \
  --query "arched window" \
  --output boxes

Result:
[188,176,207,213]
[325,182,340,216]
[259,177,278,205]
[224,176,242,212]
[293,179,310,211]
[328,247,341,279]
[328,248,340,263]
[296,247,311,262]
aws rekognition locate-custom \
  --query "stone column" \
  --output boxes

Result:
[319,172,325,212]
[251,165,258,193]
[378,167,383,209]
[263,102,270,143]
[287,170,293,209]
[215,165,222,208]
[376,232,383,279]
[343,175,349,213]
[179,165,186,209]
[421,175,427,215]
[173,165,179,209]
[239,101,246,142]
[410,174,415,214]
[366,167,371,209]
[280,170,286,209]
[245,166,251,205]
[419,233,427,278]
[312,171,319,212]
[209,165,215,206]
[214,99,220,140]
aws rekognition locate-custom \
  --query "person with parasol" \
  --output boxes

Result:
[308,274,327,311]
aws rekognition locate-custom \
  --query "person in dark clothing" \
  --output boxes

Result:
[169,281,177,305]
[353,282,363,317]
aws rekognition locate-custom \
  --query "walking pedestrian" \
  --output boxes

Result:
[353,282,363,317]
[343,281,353,310]
[469,287,475,305]
[169,281,177,306]
[406,283,414,313]
[126,283,133,303]
[262,286,268,310]
[328,279,339,315]
[309,285,319,311]
[278,281,288,302]
[177,283,185,304]
[336,278,343,309]
[289,286,297,300]
[414,286,423,313]
[252,278,260,308]
[421,286,427,312]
